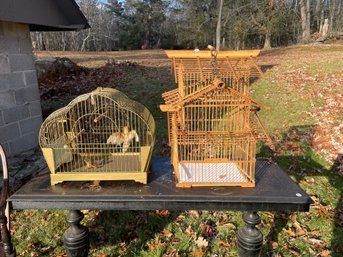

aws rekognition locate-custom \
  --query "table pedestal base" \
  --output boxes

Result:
[237,211,263,257]
[63,210,89,257]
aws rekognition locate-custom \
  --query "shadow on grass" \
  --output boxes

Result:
[259,125,343,256]
[87,210,180,256]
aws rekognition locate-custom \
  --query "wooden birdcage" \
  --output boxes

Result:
[160,49,271,188]
[39,87,155,185]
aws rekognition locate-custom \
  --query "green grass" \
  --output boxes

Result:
[10,45,343,256]
[113,67,176,154]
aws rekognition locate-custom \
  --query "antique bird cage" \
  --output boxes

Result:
[160,50,271,188]
[40,87,155,185]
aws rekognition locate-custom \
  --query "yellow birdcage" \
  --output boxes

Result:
[39,87,155,185]
[160,49,271,188]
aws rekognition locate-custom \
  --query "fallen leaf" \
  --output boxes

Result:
[216,240,230,248]
[307,238,327,248]
[147,238,167,251]
[163,248,179,257]
[162,228,173,238]
[308,230,320,237]
[200,222,216,240]
[271,241,278,249]
[319,249,331,257]
[189,210,200,217]
[192,249,205,257]
[284,141,300,150]
[185,225,193,236]
[221,223,236,229]
[155,210,170,216]
[283,228,296,237]
[195,236,208,249]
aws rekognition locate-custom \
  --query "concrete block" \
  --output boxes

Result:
[20,116,42,136]
[19,36,33,53]
[2,105,30,124]
[23,70,38,86]
[0,90,15,108]
[0,73,10,91]
[0,54,10,73]
[9,71,25,89]
[28,100,42,117]
[0,110,3,126]
[0,122,20,143]
[8,132,38,156]
[9,54,34,72]
[0,36,20,55]
[14,85,40,105]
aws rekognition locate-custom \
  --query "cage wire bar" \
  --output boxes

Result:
[160,49,270,188]
[40,87,155,185]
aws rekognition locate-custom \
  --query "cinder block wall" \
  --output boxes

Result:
[0,21,42,156]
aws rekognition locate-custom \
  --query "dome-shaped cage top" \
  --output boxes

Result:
[40,87,155,150]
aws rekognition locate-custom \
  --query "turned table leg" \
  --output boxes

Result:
[237,211,263,257]
[0,210,16,256]
[63,210,89,257]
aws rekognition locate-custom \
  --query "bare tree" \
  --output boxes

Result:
[216,0,224,50]
[300,0,311,42]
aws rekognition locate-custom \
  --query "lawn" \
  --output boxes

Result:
[10,45,343,256]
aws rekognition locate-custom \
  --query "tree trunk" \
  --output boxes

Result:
[300,0,311,42]
[336,0,342,16]
[216,0,224,51]
[329,0,336,32]
[39,32,46,51]
[263,31,272,49]
[315,0,321,31]
[62,32,67,51]
[80,29,91,52]
[322,18,329,37]
[306,0,311,34]
[319,4,325,34]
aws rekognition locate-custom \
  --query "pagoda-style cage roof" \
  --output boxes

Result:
[160,78,270,113]
[165,50,265,83]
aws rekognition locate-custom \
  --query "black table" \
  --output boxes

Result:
[8,157,313,257]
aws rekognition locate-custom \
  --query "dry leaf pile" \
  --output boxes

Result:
[38,58,139,100]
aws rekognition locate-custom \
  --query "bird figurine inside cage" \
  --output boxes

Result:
[39,87,155,185]
[160,48,272,188]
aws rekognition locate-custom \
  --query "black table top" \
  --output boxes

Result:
[8,157,313,212]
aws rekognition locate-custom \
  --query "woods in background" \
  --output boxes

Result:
[31,0,343,51]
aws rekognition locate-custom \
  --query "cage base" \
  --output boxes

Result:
[176,161,254,188]
[50,172,148,186]
[176,182,255,188]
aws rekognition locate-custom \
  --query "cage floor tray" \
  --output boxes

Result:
[178,162,247,184]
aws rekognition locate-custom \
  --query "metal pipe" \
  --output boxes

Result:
[0,144,9,180]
